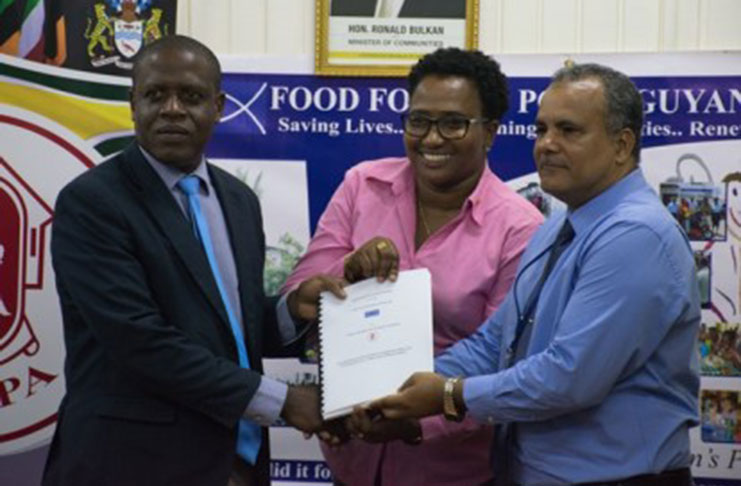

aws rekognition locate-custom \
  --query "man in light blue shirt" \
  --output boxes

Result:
[370,64,700,485]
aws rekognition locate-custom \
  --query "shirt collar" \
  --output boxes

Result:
[364,158,415,197]
[466,165,499,226]
[568,168,646,235]
[367,158,496,227]
[139,146,211,194]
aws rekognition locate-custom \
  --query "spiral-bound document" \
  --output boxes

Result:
[318,268,434,420]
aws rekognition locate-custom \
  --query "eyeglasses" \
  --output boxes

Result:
[401,113,490,140]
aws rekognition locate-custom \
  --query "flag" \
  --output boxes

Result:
[0,53,134,155]
[0,0,47,61]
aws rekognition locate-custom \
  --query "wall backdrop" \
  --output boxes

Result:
[173,0,741,57]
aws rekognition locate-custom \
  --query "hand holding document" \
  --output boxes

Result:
[318,268,433,420]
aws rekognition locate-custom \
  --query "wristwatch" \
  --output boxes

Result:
[443,377,464,422]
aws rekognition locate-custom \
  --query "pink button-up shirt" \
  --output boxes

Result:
[283,157,542,486]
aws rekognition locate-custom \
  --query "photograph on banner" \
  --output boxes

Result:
[701,389,741,444]
[700,321,741,377]
[315,0,478,76]
[690,377,741,480]
[691,380,741,481]
[209,159,311,296]
[659,153,727,242]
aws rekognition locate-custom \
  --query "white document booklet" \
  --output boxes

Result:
[318,268,434,420]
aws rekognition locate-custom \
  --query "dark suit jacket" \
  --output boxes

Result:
[43,144,295,486]
[331,0,466,18]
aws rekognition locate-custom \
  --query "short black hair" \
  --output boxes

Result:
[408,47,508,121]
[551,63,643,161]
[132,35,222,91]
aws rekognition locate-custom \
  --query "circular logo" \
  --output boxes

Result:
[0,107,96,454]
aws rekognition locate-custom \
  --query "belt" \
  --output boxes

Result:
[576,468,693,486]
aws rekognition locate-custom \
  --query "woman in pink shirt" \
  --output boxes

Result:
[282,48,542,486]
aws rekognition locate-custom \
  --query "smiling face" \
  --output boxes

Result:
[130,46,224,173]
[533,78,635,208]
[404,75,496,192]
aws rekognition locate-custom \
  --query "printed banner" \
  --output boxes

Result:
[1,51,740,485]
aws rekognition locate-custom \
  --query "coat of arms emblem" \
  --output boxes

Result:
[85,0,168,70]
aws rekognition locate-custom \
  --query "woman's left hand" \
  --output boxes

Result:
[343,236,400,283]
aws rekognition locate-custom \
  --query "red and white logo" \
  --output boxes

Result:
[0,107,97,454]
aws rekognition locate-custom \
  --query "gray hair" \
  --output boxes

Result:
[552,63,643,161]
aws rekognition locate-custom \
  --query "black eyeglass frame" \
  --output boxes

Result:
[400,113,492,140]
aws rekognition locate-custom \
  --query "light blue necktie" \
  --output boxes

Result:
[177,175,262,465]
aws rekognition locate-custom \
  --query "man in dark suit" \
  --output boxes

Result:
[331,0,466,18]
[42,35,342,486]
